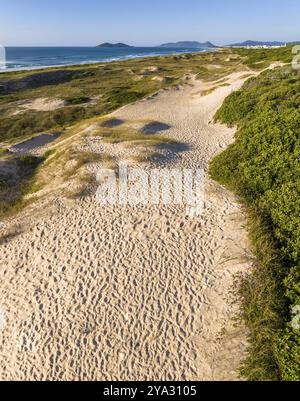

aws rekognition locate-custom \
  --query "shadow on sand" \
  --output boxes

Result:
[101,118,126,128]
[152,142,190,165]
[10,132,61,154]
[141,121,172,134]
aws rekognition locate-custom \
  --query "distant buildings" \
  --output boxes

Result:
[243,44,287,49]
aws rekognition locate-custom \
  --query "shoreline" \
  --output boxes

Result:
[0,48,218,74]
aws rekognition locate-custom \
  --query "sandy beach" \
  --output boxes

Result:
[0,70,257,381]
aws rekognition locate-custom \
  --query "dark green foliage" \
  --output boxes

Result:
[19,154,43,167]
[275,267,300,381]
[233,46,294,69]
[65,96,90,105]
[210,66,300,381]
[285,267,300,305]
[106,88,147,110]
[275,329,300,381]
[0,107,100,141]
[0,153,44,216]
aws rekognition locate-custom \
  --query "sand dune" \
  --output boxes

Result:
[0,71,257,381]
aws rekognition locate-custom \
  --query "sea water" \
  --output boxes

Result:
[0,46,214,72]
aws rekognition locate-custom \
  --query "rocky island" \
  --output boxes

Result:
[96,42,133,48]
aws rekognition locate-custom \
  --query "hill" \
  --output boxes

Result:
[159,41,216,48]
[96,43,133,48]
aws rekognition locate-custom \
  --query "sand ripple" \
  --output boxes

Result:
[0,72,255,381]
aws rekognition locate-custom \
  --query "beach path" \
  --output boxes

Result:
[0,71,255,381]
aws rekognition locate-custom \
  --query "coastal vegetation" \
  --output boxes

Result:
[210,66,300,381]
[233,45,293,69]
[0,152,45,217]
[0,113,182,217]
[0,46,294,146]
[0,48,256,145]
[0,48,251,217]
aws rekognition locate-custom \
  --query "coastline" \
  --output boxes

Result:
[0,47,218,74]
[0,39,290,379]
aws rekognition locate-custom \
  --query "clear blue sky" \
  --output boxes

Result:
[1,0,299,46]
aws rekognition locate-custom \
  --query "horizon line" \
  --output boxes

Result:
[2,39,300,48]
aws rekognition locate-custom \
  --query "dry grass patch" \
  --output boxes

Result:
[94,127,177,147]
[0,152,44,218]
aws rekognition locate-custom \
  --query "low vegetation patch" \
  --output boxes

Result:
[65,95,91,105]
[62,149,103,180]
[0,153,45,217]
[0,47,293,145]
[0,49,250,144]
[97,127,177,147]
[233,46,293,69]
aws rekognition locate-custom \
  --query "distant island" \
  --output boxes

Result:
[159,41,216,48]
[96,43,133,48]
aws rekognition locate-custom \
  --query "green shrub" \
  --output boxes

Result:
[107,89,146,110]
[210,66,300,381]
[275,330,300,381]
[65,96,90,105]
[285,267,300,305]
[232,46,294,69]
[19,155,43,167]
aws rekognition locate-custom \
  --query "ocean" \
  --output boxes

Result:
[0,47,214,72]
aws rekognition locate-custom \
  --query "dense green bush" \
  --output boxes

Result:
[233,46,294,69]
[210,66,300,381]
[0,106,105,142]
[0,153,44,217]
[106,88,147,110]
[19,154,42,167]
[65,96,90,105]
